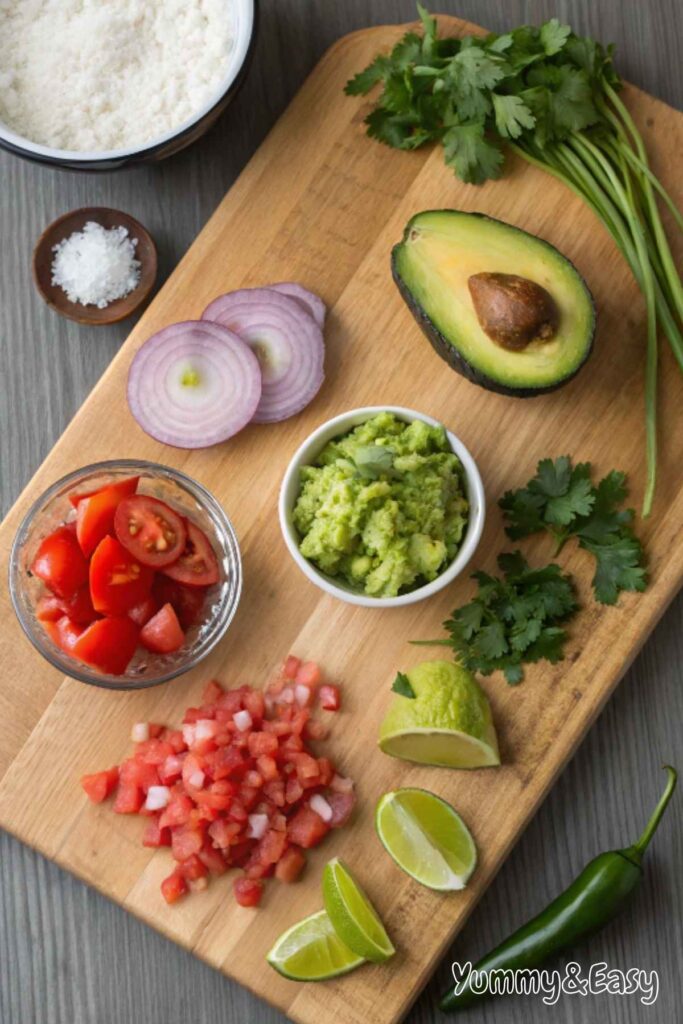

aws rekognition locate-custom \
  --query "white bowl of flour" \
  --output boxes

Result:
[0,0,256,169]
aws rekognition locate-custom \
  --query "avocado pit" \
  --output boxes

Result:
[468,272,559,351]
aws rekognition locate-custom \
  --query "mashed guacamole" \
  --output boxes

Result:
[292,412,469,598]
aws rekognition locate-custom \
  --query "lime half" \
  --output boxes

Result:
[376,788,477,891]
[379,661,500,768]
[266,910,365,981]
[322,858,395,963]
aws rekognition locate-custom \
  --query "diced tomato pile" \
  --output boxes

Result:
[31,475,221,675]
[81,657,353,908]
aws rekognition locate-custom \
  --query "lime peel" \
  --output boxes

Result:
[375,788,477,891]
[323,857,395,963]
[266,910,365,981]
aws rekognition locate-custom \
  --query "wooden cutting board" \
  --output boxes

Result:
[0,16,681,1024]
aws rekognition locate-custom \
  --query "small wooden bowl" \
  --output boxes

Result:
[32,207,158,325]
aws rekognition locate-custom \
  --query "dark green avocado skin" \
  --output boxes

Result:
[391,211,596,399]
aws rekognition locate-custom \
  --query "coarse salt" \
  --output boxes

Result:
[51,221,141,308]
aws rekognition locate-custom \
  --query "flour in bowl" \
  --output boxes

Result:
[0,0,235,152]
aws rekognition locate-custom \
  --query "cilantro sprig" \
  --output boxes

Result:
[346,6,683,515]
[392,671,416,698]
[499,457,647,605]
[413,551,577,685]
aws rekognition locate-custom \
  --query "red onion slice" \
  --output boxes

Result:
[202,288,325,424]
[127,320,262,448]
[267,282,326,328]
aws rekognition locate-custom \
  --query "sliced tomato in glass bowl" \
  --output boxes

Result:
[75,477,140,556]
[69,475,139,509]
[89,535,154,615]
[140,603,185,654]
[163,521,219,587]
[151,576,208,629]
[114,495,187,569]
[72,616,140,675]
[44,615,86,654]
[36,584,98,625]
[128,595,160,627]
[31,524,89,600]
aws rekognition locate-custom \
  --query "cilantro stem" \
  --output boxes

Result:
[409,639,454,647]
[605,84,683,323]
[571,133,659,515]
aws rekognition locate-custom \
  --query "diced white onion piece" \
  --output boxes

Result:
[188,770,205,789]
[195,719,217,742]
[294,684,310,707]
[144,786,171,811]
[191,877,208,892]
[280,687,294,705]
[182,724,196,747]
[310,794,333,822]
[330,774,355,793]
[247,813,269,839]
[131,722,149,743]
[233,710,253,732]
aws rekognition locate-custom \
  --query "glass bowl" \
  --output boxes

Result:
[9,460,242,689]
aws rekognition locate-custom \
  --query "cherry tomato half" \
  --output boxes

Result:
[76,477,140,557]
[36,584,98,625]
[32,524,89,600]
[140,603,185,654]
[44,615,86,654]
[128,595,160,627]
[162,521,219,587]
[114,495,187,569]
[72,616,140,675]
[69,475,139,509]
[152,576,207,629]
[89,535,154,615]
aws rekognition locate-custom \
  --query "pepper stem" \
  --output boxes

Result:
[630,766,677,861]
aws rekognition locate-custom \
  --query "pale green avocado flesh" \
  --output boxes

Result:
[392,210,595,395]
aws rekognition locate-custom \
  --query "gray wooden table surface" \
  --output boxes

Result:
[1,2,681,1022]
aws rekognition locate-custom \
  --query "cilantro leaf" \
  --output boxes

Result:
[422,550,578,684]
[580,534,647,605]
[443,123,503,184]
[353,444,395,479]
[345,55,391,96]
[499,456,647,605]
[392,671,416,698]
[540,18,572,56]
[492,94,536,138]
[365,109,426,150]
[417,3,437,59]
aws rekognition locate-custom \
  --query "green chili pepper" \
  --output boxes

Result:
[440,766,677,1012]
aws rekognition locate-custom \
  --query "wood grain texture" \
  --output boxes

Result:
[0,3,681,1024]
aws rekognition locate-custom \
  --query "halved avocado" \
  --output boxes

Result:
[391,210,596,397]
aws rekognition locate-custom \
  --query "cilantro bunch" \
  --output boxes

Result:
[346,6,683,516]
[414,551,577,685]
[499,456,647,605]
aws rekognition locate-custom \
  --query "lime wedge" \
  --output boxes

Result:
[322,858,395,963]
[379,661,500,768]
[375,788,477,891]
[266,910,365,981]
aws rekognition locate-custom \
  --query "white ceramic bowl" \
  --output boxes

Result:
[0,0,256,170]
[279,406,486,608]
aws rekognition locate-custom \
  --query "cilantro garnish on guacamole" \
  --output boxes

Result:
[292,412,469,598]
